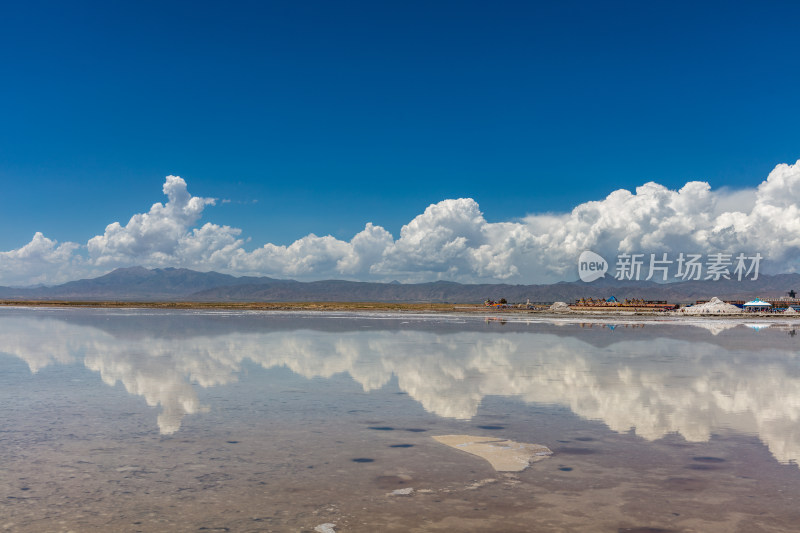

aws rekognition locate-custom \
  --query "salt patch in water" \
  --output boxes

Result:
[433,435,553,472]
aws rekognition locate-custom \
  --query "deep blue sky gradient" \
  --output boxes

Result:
[2,1,799,250]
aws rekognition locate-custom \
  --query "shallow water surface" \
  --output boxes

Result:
[1,308,800,532]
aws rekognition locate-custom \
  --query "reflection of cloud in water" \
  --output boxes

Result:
[2,315,800,466]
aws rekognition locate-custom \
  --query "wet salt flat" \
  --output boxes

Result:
[2,308,800,532]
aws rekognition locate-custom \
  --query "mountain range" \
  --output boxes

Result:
[1,266,799,303]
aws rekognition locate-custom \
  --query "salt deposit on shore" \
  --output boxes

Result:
[549,301,571,312]
[679,297,742,315]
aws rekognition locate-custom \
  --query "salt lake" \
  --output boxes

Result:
[1,307,800,532]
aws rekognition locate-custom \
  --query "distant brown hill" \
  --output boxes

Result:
[1,266,798,303]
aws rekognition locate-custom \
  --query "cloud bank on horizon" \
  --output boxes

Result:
[2,162,800,287]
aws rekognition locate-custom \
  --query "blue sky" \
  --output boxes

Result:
[2,1,800,285]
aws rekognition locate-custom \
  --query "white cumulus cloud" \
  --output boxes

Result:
[0,232,82,286]
[87,175,216,265]
[2,161,800,286]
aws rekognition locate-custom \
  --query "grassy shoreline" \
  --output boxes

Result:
[0,300,469,312]
[1,300,795,319]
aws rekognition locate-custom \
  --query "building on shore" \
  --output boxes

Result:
[572,296,676,311]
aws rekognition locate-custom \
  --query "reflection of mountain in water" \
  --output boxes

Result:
[2,311,800,466]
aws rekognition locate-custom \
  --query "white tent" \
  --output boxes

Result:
[743,298,771,309]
